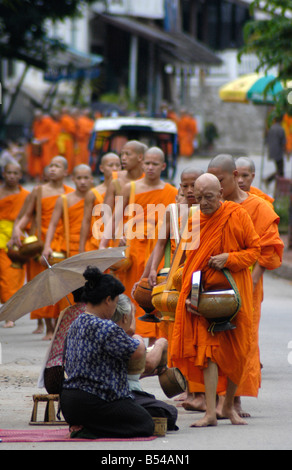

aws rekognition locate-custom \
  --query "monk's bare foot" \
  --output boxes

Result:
[32,320,44,334]
[3,321,15,328]
[234,397,251,418]
[190,413,217,427]
[222,405,248,425]
[42,332,53,341]
[182,393,206,412]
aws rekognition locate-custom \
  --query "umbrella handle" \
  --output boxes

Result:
[42,255,52,269]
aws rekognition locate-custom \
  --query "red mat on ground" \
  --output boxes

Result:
[0,428,157,443]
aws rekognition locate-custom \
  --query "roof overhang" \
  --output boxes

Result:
[94,13,222,66]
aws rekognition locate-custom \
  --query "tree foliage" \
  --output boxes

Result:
[239,0,292,118]
[0,0,96,68]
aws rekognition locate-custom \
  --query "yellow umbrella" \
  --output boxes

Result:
[219,73,262,103]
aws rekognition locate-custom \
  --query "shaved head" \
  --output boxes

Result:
[235,157,255,173]
[124,140,148,156]
[181,167,204,180]
[208,154,236,174]
[72,164,92,176]
[195,173,222,192]
[144,146,165,163]
[194,173,223,215]
[50,155,68,170]
[100,152,120,165]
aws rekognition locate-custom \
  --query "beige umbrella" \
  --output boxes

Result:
[0,247,126,323]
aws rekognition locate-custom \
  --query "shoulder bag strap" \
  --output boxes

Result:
[36,185,42,240]
[61,194,70,258]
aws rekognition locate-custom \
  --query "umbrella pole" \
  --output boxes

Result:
[42,256,72,306]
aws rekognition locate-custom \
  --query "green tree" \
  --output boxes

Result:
[239,0,292,120]
[0,0,96,68]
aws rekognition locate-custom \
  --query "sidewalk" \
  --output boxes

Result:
[275,234,292,281]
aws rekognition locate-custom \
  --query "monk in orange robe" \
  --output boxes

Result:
[235,156,275,206]
[0,163,30,328]
[42,164,93,260]
[177,109,198,157]
[282,113,292,156]
[79,153,121,252]
[27,110,58,178]
[100,147,178,342]
[57,107,76,174]
[134,167,204,358]
[75,109,94,166]
[170,173,261,427]
[208,154,284,417]
[10,156,74,340]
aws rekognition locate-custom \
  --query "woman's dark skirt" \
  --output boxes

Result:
[60,388,154,438]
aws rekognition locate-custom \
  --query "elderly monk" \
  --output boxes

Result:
[42,164,93,260]
[235,157,274,207]
[100,147,178,343]
[208,154,284,417]
[0,163,30,328]
[170,173,261,427]
[79,153,121,252]
[9,156,74,340]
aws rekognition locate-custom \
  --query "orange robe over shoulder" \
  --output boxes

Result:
[170,202,261,390]
[60,198,86,257]
[75,116,94,166]
[30,185,74,320]
[235,193,284,397]
[0,186,30,303]
[177,116,197,157]
[249,186,274,207]
[282,114,292,153]
[57,115,76,173]
[28,116,58,178]
[123,183,178,338]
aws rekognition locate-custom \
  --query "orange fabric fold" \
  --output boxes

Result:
[123,183,178,338]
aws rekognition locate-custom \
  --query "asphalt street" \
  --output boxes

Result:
[0,152,291,452]
[0,272,291,451]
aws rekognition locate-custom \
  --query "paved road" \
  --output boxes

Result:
[0,272,292,451]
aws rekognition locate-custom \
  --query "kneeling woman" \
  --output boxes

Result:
[60,266,154,438]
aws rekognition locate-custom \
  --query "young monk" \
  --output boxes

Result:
[102,140,146,212]
[10,156,74,340]
[170,173,261,427]
[79,152,121,252]
[235,156,275,207]
[208,154,284,417]
[135,167,203,364]
[100,147,178,343]
[42,164,93,261]
[0,163,30,328]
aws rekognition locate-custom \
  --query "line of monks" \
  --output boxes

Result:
[27,107,95,179]
[0,141,284,428]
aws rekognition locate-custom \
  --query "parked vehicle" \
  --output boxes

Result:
[89,117,178,181]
